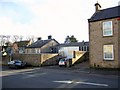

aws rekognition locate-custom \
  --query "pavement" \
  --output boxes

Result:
[42,61,119,77]
[72,61,119,76]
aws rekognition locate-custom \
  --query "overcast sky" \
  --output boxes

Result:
[0,0,119,43]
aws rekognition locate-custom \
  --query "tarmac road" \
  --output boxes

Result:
[1,66,119,89]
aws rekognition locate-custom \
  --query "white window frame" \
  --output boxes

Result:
[103,45,114,60]
[35,48,38,53]
[38,49,41,53]
[35,48,41,54]
[86,46,88,51]
[103,21,113,36]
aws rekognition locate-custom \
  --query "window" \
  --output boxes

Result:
[35,49,37,53]
[35,48,40,53]
[103,45,114,60]
[103,21,113,36]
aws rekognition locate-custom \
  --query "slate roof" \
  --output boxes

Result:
[52,42,89,48]
[88,6,120,22]
[14,41,30,47]
[26,39,59,48]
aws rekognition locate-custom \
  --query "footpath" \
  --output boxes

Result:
[69,61,119,76]
[44,61,119,76]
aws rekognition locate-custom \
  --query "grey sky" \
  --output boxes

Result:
[0,0,119,43]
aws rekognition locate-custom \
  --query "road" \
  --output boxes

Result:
[1,66,119,89]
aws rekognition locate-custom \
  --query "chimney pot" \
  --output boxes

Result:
[118,1,120,6]
[48,35,52,39]
[95,2,101,12]
[38,37,42,40]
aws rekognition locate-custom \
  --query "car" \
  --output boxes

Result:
[8,60,27,69]
[2,51,7,57]
[58,58,66,67]
[58,58,71,67]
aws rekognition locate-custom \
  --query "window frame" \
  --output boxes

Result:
[103,45,114,60]
[103,21,113,36]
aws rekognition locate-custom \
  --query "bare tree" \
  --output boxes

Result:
[6,35,11,42]
[0,35,3,46]
[19,35,23,41]
[0,35,7,46]
[12,35,19,42]
[26,35,35,43]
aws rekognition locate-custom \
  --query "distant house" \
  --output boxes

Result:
[25,36,59,54]
[88,2,120,68]
[52,41,89,59]
[0,42,13,56]
[13,40,32,54]
[1,46,7,56]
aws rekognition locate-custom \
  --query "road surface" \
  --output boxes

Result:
[1,66,119,89]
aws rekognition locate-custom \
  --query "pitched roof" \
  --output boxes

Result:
[88,6,120,22]
[26,39,59,48]
[52,42,89,48]
[14,41,30,47]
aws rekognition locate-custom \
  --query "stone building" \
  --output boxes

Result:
[13,40,31,54]
[88,2,120,68]
[25,36,59,54]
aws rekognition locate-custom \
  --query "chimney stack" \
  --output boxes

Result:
[95,2,101,12]
[37,37,42,40]
[48,35,52,39]
[118,1,120,6]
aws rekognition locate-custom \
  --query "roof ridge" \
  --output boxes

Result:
[89,5,120,22]
[26,39,59,48]
[98,5,119,12]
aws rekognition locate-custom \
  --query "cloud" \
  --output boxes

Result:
[0,1,34,24]
[0,0,96,42]
[0,16,27,35]
[0,0,119,43]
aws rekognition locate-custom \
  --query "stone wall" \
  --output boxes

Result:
[2,55,10,65]
[41,40,58,53]
[41,53,59,66]
[118,20,120,67]
[89,18,119,68]
[18,54,41,66]
[72,51,89,65]
[2,53,59,66]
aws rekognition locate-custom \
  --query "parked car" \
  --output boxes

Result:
[2,51,7,57]
[8,60,27,69]
[58,58,66,67]
[58,58,71,67]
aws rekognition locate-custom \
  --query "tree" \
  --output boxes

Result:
[0,35,5,46]
[0,35,11,46]
[19,35,23,41]
[12,35,19,42]
[5,35,11,42]
[26,35,36,43]
[64,35,78,43]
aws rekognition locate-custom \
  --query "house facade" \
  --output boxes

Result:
[88,3,120,68]
[13,40,32,54]
[52,41,89,59]
[25,36,59,54]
